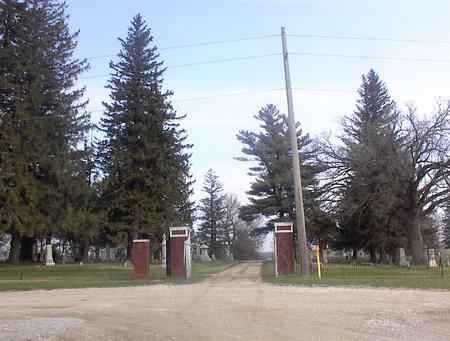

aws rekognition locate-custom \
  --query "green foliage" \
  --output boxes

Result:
[197,169,226,258]
[236,104,320,235]
[320,69,450,264]
[321,70,408,259]
[99,15,193,250]
[0,0,90,261]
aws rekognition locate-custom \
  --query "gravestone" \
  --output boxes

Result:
[428,249,438,268]
[191,243,200,261]
[45,244,55,266]
[398,248,410,267]
[200,244,211,262]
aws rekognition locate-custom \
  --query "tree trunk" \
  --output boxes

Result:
[126,231,136,261]
[320,242,328,265]
[409,211,426,265]
[379,246,388,264]
[19,236,34,262]
[352,248,358,261]
[77,239,89,263]
[82,239,89,263]
[369,246,377,263]
[8,230,21,264]
[95,245,100,263]
[106,243,111,263]
[391,249,399,265]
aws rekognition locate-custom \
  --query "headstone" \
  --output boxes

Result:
[45,244,55,266]
[428,249,438,268]
[192,243,200,260]
[200,245,211,262]
[161,233,167,269]
[398,248,410,267]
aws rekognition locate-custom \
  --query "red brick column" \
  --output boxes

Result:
[274,222,295,276]
[132,239,150,280]
[168,227,189,279]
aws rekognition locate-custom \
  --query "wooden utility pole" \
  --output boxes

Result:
[281,26,310,276]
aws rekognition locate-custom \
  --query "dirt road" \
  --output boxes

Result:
[1,261,450,340]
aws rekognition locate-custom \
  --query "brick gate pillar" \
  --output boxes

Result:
[132,239,150,279]
[168,227,190,279]
[274,222,295,276]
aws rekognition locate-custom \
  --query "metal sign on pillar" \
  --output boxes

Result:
[274,222,295,277]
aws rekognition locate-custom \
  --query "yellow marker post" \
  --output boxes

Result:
[316,245,321,280]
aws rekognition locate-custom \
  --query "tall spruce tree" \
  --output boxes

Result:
[320,70,407,262]
[99,15,193,258]
[0,0,89,262]
[236,104,320,235]
[197,169,226,259]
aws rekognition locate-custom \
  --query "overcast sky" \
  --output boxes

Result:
[68,0,450,205]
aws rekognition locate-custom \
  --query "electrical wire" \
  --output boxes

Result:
[290,52,450,64]
[80,53,281,80]
[85,34,279,60]
[288,33,450,46]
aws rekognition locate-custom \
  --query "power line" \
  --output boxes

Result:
[80,50,450,81]
[86,86,354,112]
[84,32,450,61]
[290,52,450,64]
[85,34,279,60]
[80,53,281,80]
[288,33,450,46]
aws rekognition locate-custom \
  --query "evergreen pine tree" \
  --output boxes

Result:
[236,104,320,235]
[0,0,89,262]
[335,70,407,262]
[99,15,193,258]
[197,169,227,259]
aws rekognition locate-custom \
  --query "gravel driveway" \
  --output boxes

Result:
[1,261,450,340]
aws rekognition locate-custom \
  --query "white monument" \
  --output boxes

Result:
[184,234,192,280]
[200,244,211,262]
[428,249,438,268]
[45,244,55,266]
[161,233,167,269]
[398,248,410,267]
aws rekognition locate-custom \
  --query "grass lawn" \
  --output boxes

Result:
[0,260,235,292]
[262,261,450,290]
